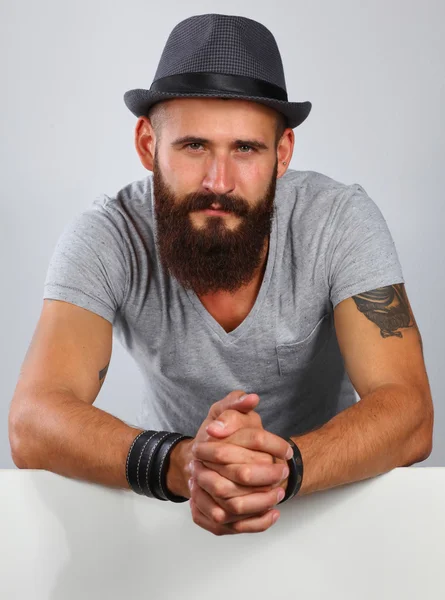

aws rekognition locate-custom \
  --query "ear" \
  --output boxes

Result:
[134,116,156,171]
[277,128,294,178]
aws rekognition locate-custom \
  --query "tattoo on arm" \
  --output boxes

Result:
[99,362,110,389]
[352,284,416,339]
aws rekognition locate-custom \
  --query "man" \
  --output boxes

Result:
[8,14,433,537]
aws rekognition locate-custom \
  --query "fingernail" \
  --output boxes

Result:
[212,420,225,429]
[282,467,289,479]
[235,393,249,403]
[277,489,285,502]
[189,460,194,473]
[286,446,293,460]
[188,478,194,490]
[272,512,280,524]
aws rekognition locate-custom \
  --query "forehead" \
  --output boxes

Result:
[158,97,277,139]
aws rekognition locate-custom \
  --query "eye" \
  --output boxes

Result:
[238,145,255,153]
[185,143,203,151]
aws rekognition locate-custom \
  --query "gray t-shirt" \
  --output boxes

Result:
[43,169,405,439]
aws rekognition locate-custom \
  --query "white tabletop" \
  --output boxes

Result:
[1,468,444,600]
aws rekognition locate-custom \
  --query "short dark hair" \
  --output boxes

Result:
[147,100,288,147]
[274,111,288,145]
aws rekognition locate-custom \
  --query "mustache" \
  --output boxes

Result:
[168,192,250,217]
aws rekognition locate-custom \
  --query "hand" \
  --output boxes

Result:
[167,389,265,499]
[188,392,292,535]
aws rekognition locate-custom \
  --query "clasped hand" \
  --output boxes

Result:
[187,390,292,535]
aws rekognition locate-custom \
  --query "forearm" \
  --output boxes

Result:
[284,383,433,497]
[9,389,145,490]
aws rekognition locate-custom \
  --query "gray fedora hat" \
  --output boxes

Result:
[124,13,312,129]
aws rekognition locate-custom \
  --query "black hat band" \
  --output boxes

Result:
[150,72,288,102]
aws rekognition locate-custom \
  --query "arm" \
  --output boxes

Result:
[8,299,150,490]
[282,283,434,497]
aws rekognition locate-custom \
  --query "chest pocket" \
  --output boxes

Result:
[276,313,333,376]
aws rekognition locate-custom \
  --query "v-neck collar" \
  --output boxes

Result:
[183,207,278,345]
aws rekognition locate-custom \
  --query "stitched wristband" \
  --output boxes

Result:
[126,429,193,503]
[150,433,194,502]
[138,431,171,498]
[278,438,303,504]
[126,430,158,495]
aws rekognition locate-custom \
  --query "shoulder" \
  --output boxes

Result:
[91,173,154,220]
[278,168,365,207]
[276,169,374,225]
[83,174,155,245]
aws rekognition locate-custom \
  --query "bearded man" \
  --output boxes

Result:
[9,13,433,537]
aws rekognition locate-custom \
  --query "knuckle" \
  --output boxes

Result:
[224,409,238,419]
[259,514,273,532]
[211,508,227,524]
[254,429,266,446]
[240,465,252,484]
[213,446,225,462]
[212,480,226,498]
[231,520,247,534]
[222,409,240,427]
[252,412,262,426]
[227,497,244,515]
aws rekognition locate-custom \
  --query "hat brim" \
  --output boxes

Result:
[123,89,311,129]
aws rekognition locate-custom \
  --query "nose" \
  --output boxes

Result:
[202,155,236,196]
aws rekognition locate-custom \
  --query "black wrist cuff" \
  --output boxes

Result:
[278,438,303,504]
[126,429,193,503]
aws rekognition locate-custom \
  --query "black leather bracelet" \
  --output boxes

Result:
[151,433,194,503]
[149,432,181,500]
[278,438,303,504]
[126,430,158,495]
[126,429,193,503]
[138,431,171,498]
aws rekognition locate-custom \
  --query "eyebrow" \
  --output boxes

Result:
[171,136,269,151]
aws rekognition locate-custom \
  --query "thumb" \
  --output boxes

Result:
[205,391,259,438]
[208,390,259,421]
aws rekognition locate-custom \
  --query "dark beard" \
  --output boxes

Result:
[153,152,278,295]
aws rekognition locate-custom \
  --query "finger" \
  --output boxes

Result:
[190,498,280,535]
[191,480,280,527]
[192,440,271,464]
[193,470,285,520]
[226,508,280,534]
[192,427,292,463]
[200,437,274,464]
[190,479,232,524]
[206,408,263,439]
[192,429,292,463]
[192,459,279,498]
[189,498,236,536]
[199,460,289,488]
[208,391,260,421]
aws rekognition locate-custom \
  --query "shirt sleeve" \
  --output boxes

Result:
[43,201,128,324]
[326,184,405,310]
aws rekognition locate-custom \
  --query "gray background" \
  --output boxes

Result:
[1,0,443,468]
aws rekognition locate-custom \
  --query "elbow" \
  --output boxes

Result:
[410,440,432,465]
[9,428,28,469]
[11,448,28,469]
[418,392,435,461]
[8,402,36,469]
[416,423,434,463]
[406,399,434,465]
